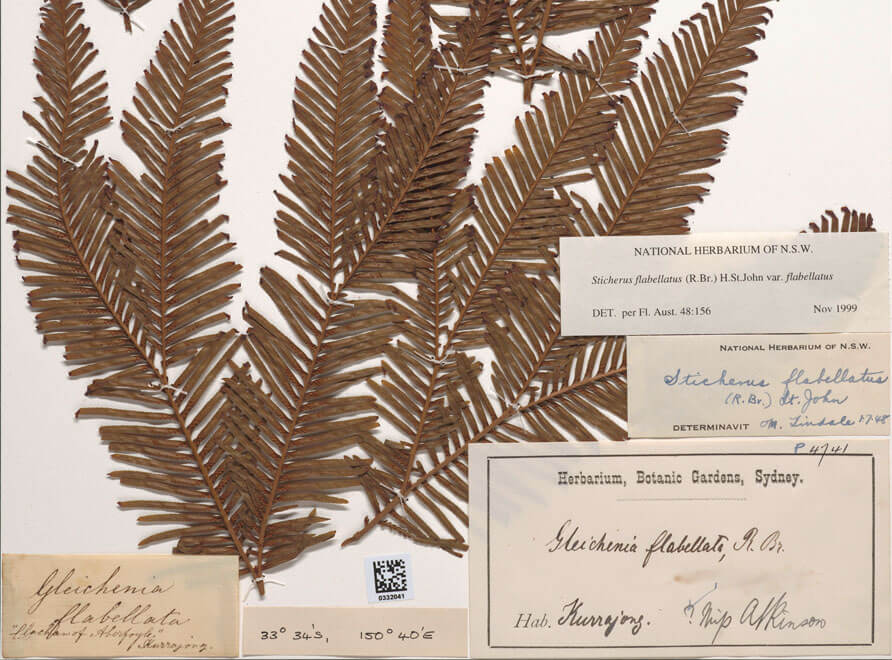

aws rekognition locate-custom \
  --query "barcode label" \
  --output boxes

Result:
[365,554,414,603]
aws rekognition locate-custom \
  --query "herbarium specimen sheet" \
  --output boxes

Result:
[1,0,889,622]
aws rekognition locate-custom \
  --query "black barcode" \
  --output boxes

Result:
[372,558,408,594]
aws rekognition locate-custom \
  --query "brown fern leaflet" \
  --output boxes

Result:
[805,207,876,233]
[593,0,776,235]
[380,0,433,117]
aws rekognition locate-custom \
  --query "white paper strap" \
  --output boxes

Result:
[108,0,145,31]
[27,139,81,166]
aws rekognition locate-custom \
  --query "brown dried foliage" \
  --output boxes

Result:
[805,207,876,233]
[381,0,433,117]
[8,0,370,591]
[433,0,654,101]
[218,0,508,590]
[343,4,646,550]
[9,0,825,585]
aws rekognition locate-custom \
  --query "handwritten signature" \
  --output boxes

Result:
[696,591,826,643]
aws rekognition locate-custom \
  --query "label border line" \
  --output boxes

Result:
[484,452,877,651]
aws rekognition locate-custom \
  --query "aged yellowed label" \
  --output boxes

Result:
[1,554,238,657]
[469,439,890,658]
[243,606,468,657]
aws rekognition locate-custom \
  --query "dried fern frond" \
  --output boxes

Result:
[231,0,400,589]
[221,0,504,589]
[349,0,505,285]
[591,0,775,235]
[345,8,652,549]
[6,1,123,392]
[10,2,112,163]
[218,360,375,579]
[233,273,405,590]
[805,206,875,233]
[446,0,777,498]
[455,270,627,445]
[7,0,258,576]
[94,0,251,567]
[274,0,503,291]
[83,0,261,575]
[476,0,777,459]
[220,1,497,588]
[274,0,381,289]
[103,0,380,586]
[481,270,627,442]
[381,0,433,117]
[109,0,240,370]
[100,0,153,32]
[347,0,777,552]
[434,0,652,101]
[348,270,627,549]
[448,12,655,347]
[363,193,475,510]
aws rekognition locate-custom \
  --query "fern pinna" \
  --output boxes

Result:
[805,207,876,234]
[7,0,802,588]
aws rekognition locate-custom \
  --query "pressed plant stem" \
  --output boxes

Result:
[398,241,444,492]
[522,0,552,102]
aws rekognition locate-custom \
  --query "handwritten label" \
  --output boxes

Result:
[627,333,890,437]
[559,233,889,335]
[242,607,468,657]
[469,440,891,657]
[1,555,238,657]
